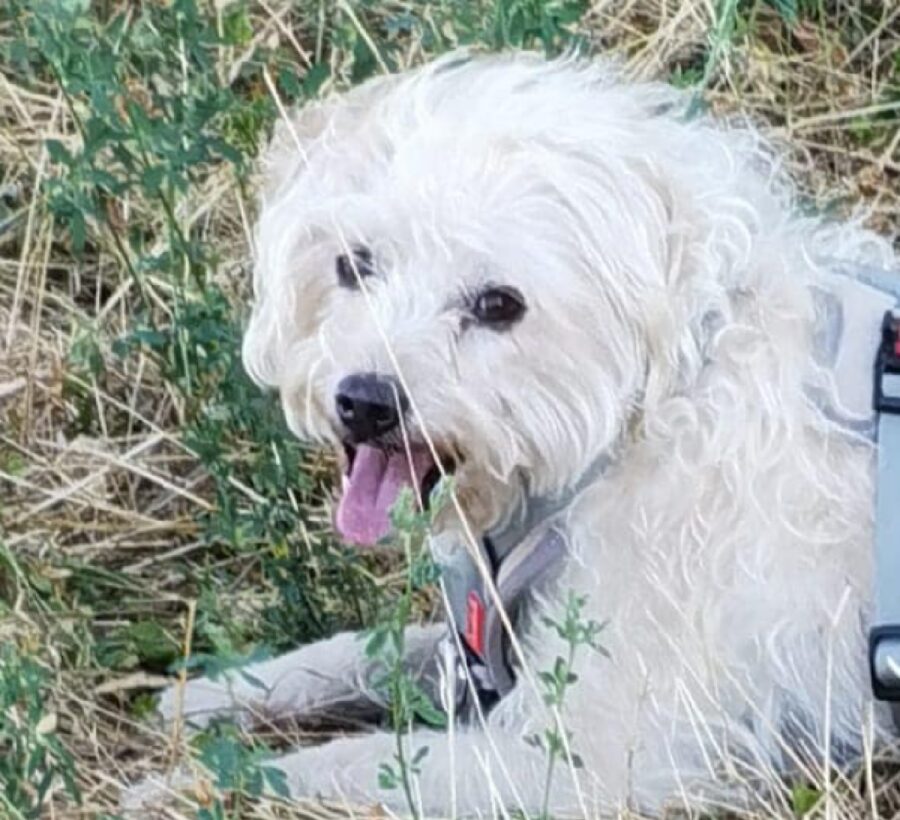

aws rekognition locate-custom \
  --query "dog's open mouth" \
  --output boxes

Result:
[335,443,448,547]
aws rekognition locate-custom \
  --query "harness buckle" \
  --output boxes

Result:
[873,311,900,414]
[870,625,900,701]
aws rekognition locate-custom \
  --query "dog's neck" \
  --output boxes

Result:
[486,403,647,560]
[485,451,613,561]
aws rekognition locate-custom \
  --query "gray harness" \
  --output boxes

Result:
[437,458,607,715]
[435,260,900,729]
[820,262,900,729]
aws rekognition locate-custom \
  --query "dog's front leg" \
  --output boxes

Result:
[269,725,556,816]
[158,623,445,730]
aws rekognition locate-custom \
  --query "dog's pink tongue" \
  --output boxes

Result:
[336,445,434,547]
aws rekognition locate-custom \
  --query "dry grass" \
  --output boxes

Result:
[0,1,898,817]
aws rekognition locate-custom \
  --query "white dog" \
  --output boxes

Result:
[129,52,900,816]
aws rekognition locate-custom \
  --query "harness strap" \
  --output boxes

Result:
[437,454,609,717]
[487,456,611,559]
[482,527,568,694]
[870,311,900,731]
[784,260,900,731]
[438,525,568,717]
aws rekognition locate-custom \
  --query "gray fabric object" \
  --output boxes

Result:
[829,263,900,729]
[875,398,900,637]
[483,528,568,693]
[437,458,607,715]
[437,524,570,714]
[871,312,900,730]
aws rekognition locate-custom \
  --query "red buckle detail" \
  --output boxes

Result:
[464,591,486,657]
[893,337,900,358]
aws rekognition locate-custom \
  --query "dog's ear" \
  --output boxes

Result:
[244,74,408,392]
[258,99,332,199]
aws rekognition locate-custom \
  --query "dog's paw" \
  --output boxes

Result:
[120,765,204,815]
[157,677,249,730]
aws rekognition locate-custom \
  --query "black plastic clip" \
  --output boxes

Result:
[870,626,900,731]
[870,625,900,701]
[874,311,900,414]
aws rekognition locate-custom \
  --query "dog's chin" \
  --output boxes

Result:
[334,442,453,547]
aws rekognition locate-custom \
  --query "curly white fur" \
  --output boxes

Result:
[131,51,900,816]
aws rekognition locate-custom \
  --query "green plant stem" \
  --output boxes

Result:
[392,531,419,820]
[0,791,28,820]
[540,641,576,820]
[394,713,417,820]
[541,750,557,820]
[120,104,204,291]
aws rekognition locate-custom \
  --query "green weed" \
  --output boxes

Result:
[366,483,451,817]
[0,644,79,819]
[192,721,290,818]
[530,591,607,819]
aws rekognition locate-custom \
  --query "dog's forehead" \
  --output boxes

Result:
[315,170,585,298]
[282,87,612,303]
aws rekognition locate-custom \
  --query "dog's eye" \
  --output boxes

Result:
[471,286,527,328]
[336,246,376,289]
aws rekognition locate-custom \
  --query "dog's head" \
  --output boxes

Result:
[243,53,691,546]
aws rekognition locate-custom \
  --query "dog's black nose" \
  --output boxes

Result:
[335,373,409,443]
